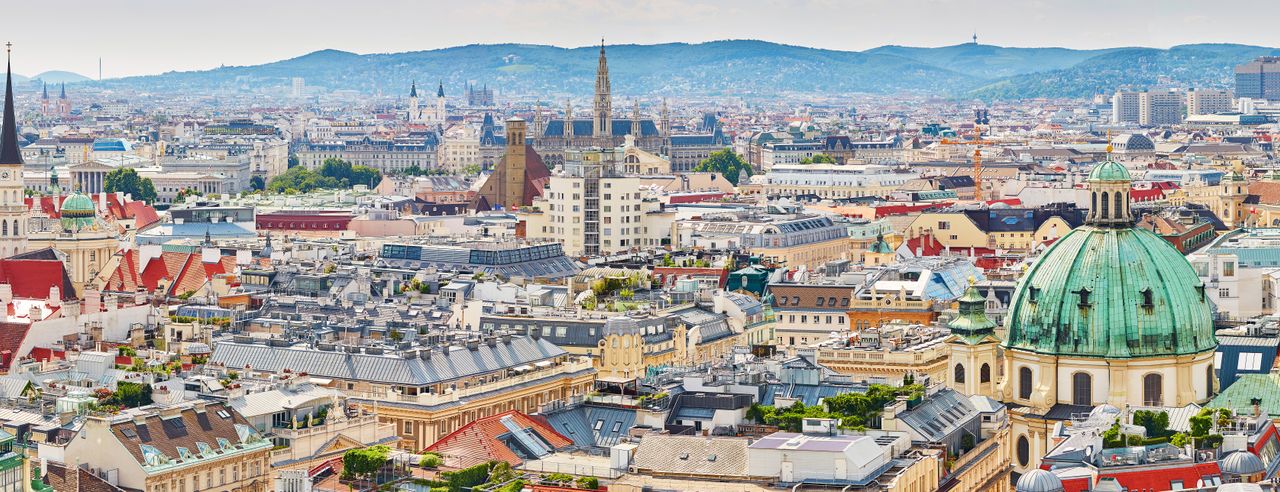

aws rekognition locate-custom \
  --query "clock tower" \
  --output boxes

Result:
[0,43,29,257]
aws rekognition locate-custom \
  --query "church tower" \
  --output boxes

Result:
[946,279,1000,398]
[564,99,574,142]
[592,41,612,146]
[408,81,419,122]
[0,44,30,257]
[57,82,69,116]
[630,99,641,139]
[40,82,49,116]
[435,81,446,124]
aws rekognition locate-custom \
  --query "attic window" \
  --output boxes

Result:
[1028,286,1040,303]
[1141,288,1155,309]
[121,428,138,439]
[778,297,788,306]
[216,410,231,419]
[816,297,824,307]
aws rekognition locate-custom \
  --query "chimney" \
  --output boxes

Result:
[49,285,61,305]
[68,457,80,492]
[84,288,102,314]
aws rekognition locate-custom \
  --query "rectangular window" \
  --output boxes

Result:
[1220,288,1231,298]
[1223,262,1235,277]
[403,421,413,434]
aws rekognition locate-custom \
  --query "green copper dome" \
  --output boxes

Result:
[1004,225,1216,358]
[950,283,996,344]
[1088,160,1131,182]
[59,193,97,230]
[868,233,894,254]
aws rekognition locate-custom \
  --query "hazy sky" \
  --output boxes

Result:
[9,0,1279,78]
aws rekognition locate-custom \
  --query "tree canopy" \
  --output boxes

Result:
[799,154,836,164]
[747,383,923,431]
[692,149,752,186]
[104,168,158,204]
[268,158,382,194]
[342,445,390,482]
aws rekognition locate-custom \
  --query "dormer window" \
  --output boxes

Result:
[1141,288,1155,309]
[1028,286,1040,303]
[1077,288,1092,307]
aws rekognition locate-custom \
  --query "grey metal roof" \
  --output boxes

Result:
[1016,469,1065,492]
[898,388,979,443]
[209,337,566,386]
[632,435,749,477]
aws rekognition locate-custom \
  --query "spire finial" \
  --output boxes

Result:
[1105,129,1113,155]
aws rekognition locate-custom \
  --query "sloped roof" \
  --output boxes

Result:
[424,410,572,467]
[0,256,75,300]
[208,337,568,386]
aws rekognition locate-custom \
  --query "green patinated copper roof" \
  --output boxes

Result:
[1004,225,1216,358]
[59,193,97,231]
[949,283,996,345]
[1210,373,1280,418]
[1088,160,1132,182]
[868,233,894,254]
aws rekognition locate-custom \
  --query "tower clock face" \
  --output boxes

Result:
[0,171,9,180]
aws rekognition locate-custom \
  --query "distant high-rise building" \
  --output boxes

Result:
[1235,57,1280,101]
[291,77,304,97]
[1111,91,1140,123]
[1186,88,1232,116]
[1138,89,1183,126]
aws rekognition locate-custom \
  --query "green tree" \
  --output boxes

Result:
[692,149,752,186]
[342,445,390,485]
[104,168,158,204]
[287,155,299,168]
[318,158,383,188]
[461,164,482,175]
[799,153,836,164]
[175,187,203,202]
[249,175,266,191]
[103,381,153,408]
[267,166,341,193]
[418,453,443,469]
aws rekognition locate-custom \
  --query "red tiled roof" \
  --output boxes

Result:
[1097,462,1220,491]
[423,410,573,467]
[0,257,74,300]
[1130,188,1164,202]
[108,251,234,296]
[0,322,31,370]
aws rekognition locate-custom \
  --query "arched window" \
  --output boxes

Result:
[1100,191,1110,219]
[1206,364,1215,398]
[1019,367,1033,400]
[954,363,965,384]
[1016,435,1030,467]
[1,220,6,236]
[980,363,991,383]
[1115,192,1124,220]
[1091,191,1098,218]
[1072,372,1092,406]
[1143,373,1164,406]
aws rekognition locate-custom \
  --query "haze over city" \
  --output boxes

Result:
[13,0,1280,77]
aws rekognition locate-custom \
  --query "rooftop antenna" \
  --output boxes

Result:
[972,31,978,45]
[98,57,102,81]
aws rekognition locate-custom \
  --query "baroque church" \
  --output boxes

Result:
[531,43,669,168]
[945,150,1219,475]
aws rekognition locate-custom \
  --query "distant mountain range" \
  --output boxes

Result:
[86,41,1280,100]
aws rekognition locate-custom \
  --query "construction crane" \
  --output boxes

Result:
[940,109,997,202]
